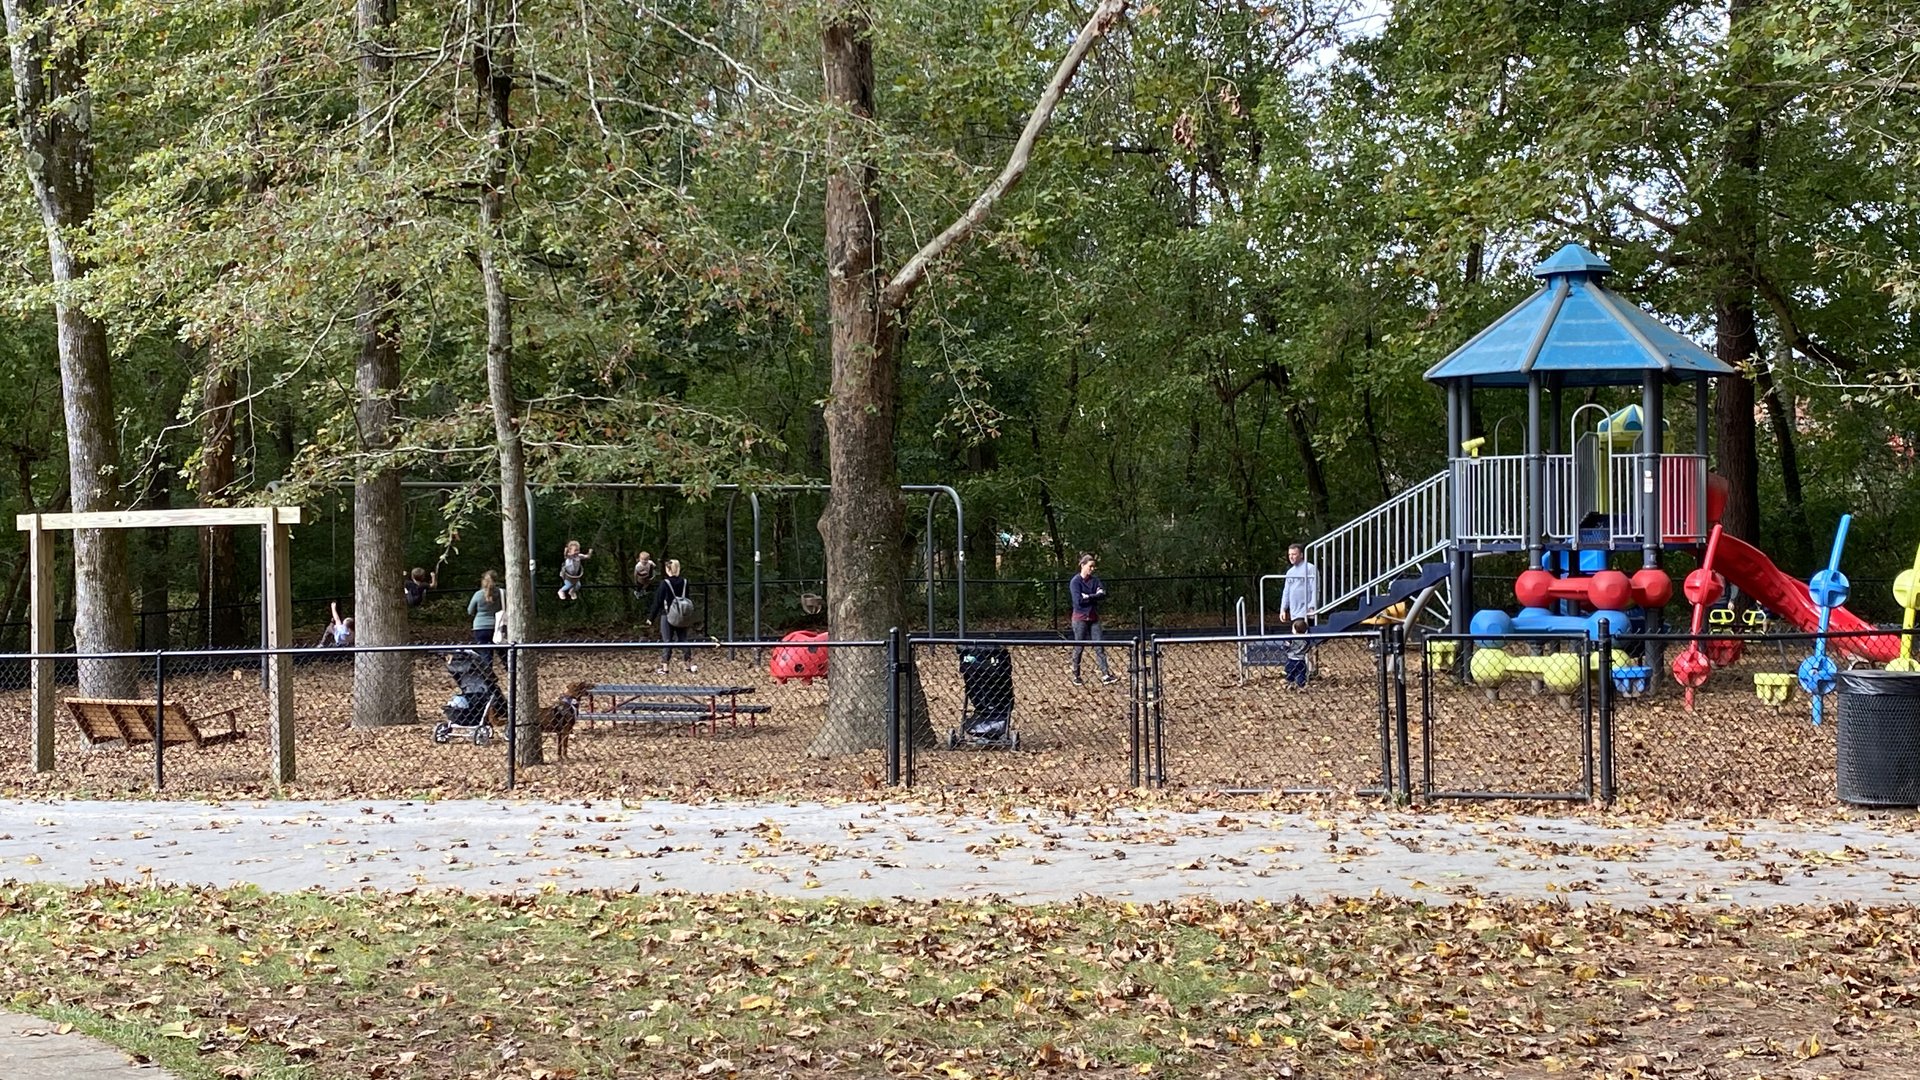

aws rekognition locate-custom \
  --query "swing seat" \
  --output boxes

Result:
[770,630,830,685]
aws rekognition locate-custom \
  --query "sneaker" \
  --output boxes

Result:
[557,589,567,599]
[686,664,699,674]
[1100,674,1119,685]
[654,665,668,676]
[1070,675,1084,686]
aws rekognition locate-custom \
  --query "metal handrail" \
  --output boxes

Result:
[1306,470,1451,615]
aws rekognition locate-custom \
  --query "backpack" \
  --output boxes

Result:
[664,580,693,628]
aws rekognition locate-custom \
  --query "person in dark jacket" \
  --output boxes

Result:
[1068,553,1117,685]
[649,558,697,674]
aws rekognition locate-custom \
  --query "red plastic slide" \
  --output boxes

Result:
[1711,532,1901,662]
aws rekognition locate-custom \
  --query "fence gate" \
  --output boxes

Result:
[1418,634,1596,803]
[1146,631,1395,796]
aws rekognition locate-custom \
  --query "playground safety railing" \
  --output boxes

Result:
[1307,469,1450,614]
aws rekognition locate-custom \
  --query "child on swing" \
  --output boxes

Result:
[632,550,657,623]
[557,539,592,601]
[318,601,353,648]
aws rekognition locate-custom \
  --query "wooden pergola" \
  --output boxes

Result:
[17,506,300,782]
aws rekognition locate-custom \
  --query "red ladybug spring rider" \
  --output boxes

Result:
[770,630,830,685]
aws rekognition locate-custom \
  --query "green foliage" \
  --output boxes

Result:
[2,0,1917,623]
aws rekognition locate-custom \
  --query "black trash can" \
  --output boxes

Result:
[1835,669,1920,807]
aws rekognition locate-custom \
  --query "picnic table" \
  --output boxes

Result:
[578,683,770,736]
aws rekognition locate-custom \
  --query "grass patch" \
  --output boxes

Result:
[0,885,1916,1077]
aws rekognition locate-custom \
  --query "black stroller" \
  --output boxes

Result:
[433,649,503,746]
[948,643,1019,750]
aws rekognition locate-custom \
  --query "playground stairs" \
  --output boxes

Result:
[1302,469,1452,632]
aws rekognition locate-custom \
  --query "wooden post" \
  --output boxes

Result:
[28,516,54,772]
[263,508,295,783]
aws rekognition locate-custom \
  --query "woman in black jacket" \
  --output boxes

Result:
[649,558,696,674]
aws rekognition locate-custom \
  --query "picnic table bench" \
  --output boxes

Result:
[579,684,770,736]
[64,697,243,750]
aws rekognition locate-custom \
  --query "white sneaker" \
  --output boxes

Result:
[686,664,698,674]
[654,665,668,676]
[557,589,567,599]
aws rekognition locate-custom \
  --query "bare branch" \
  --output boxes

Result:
[880,0,1129,314]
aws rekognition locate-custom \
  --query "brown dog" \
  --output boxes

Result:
[540,681,592,762]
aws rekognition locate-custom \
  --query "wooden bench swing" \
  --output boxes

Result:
[19,507,299,781]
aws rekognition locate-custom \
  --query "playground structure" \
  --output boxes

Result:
[1293,243,1735,685]
[1669,518,1903,712]
[1468,646,1629,703]
[319,480,969,642]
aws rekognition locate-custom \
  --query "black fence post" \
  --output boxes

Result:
[505,643,518,791]
[1374,627,1392,799]
[885,627,902,787]
[1390,626,1412,804]
[1596,624,1616,805]
[153,650,167,793]
[1121,607,1136,780]
[1580,637,1596,801]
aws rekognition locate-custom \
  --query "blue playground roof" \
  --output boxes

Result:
[1424,243,1735,387]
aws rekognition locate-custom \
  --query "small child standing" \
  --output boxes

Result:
[558,540,592,600]
[1282,617,1311,689]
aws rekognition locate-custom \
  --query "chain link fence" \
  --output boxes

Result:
[0,638,892,799]
[1607,628,1907,807]
[1150,633,1394,795]
[1416,633,1598,802]
[902,637,1143,792]
[9,622,1920,810]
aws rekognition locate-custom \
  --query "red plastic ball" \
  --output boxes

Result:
[1514,568,1554,609]
[1681,568,1723,607]
[1587,570,1632,612]
[1631,568,1674,608]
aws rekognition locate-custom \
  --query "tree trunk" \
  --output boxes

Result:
[812,0,1126,755]
[1031,421,1066,569]
[812,9,907,755]
[1273,365,1329,534]
[1713,293,1761,544]
[1713,0,1765,548]
[197,358,245,647]
[351,0,414,726]
[1755,359,1812,568]
[474,7,541,765]
[3,0,137,694]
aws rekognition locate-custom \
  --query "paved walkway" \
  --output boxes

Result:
[0,797,1918,906]
[0,1010,173,1079]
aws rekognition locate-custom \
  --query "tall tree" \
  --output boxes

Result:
[3,0,137,691]
[811,0,1128,754]
[471,0,540,763]
[351,0,414,725]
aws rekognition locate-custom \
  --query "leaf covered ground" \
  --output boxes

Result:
[3,884,1918,1079]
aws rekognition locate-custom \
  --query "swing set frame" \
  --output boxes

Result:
[17,506,301,781]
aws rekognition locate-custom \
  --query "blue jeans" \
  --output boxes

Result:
[559,578,581,598]
[1071,619,1111,679]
